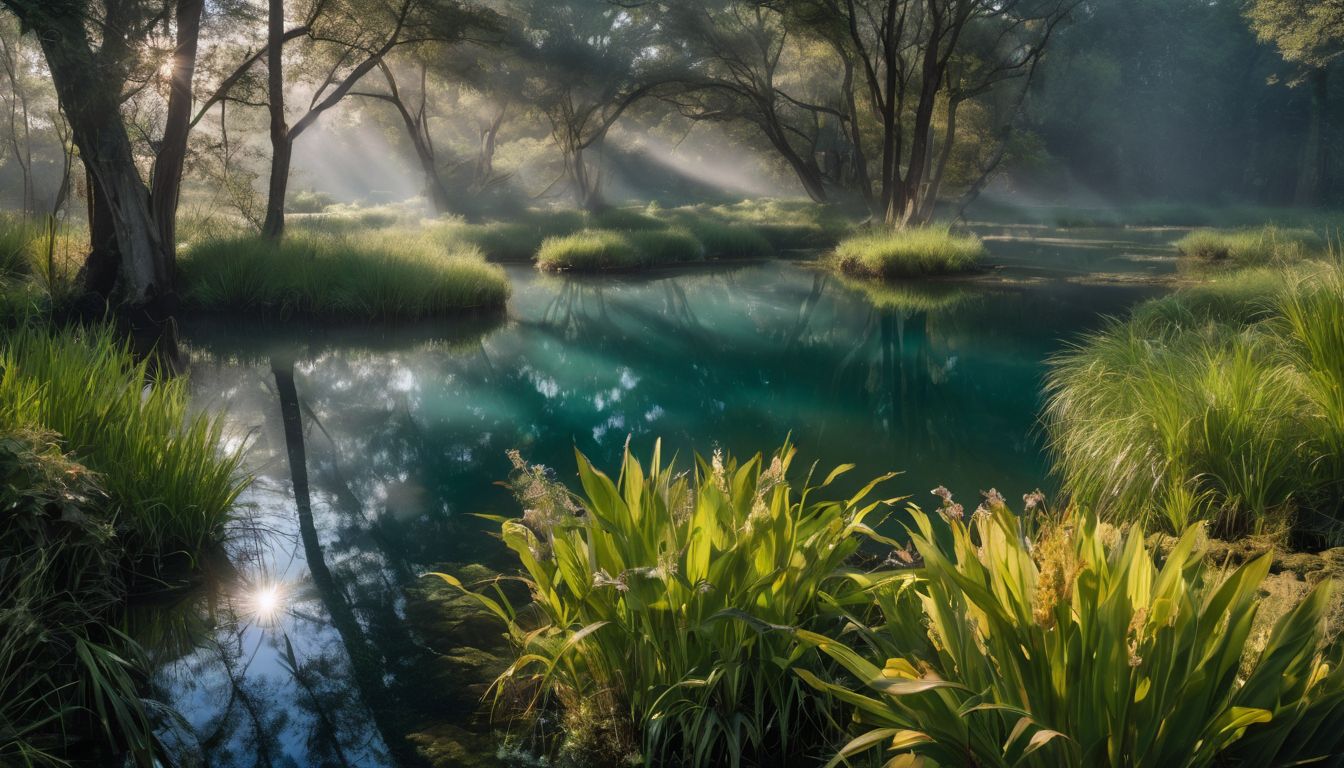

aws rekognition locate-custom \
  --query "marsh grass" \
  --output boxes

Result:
[838,274,975,314]
[437,200,843,263]
[0,325,248,561]
[179,230,509,319]
[1046,260,1344,539]
[833,226,986,280]
[433,442,896,767]
[1175,225,1323,268]
[0,215,85,320]
[0,429,166,767]
[535,228,706,271]
[798,499,1344,767]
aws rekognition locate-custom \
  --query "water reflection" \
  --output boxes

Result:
[146,233,1169,766]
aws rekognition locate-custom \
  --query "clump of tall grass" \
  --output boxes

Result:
[683,220,774,260]
[0,429,165,766]
[535,230,640,272]
[433,442,895,767]
[179,230,509,320]
[535,228,705,271]
[798,496,1344,767]
[1175,225,1323,268]
[440,209,588,262]
[0,325,248,561]
[0,214,84,318]
[1045,260,1344,539]
[832,226,985,280]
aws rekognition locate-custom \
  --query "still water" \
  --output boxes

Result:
[144,226,1176,767]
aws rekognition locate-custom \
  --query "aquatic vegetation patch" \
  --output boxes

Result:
[1045,261,1344,539]
[179,230,509,319]
[536,228,707,271]
[832,226,985,279]
[1175,225,1323,268]
[798,496,1344,767]
[432,442,896,767]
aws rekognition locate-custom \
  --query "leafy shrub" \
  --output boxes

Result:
[180,230,509,319]
[0,325,248,561]
[432,442,895,767]
[1045,261,1344,539]
[798,496,1344,768]
[832,227,985,280]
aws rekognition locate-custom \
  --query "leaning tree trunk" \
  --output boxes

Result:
[261,0,290,239]
[151,0,205,256]
[30,15,170,307]
[569,144,605,212]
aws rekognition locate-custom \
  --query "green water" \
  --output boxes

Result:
[145,227,1174,766]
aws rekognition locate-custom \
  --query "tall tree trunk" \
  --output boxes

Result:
[28,14,170,307]
[151,0,205,256]
[262,0,290,239]
[569,144,604,212]
[1295,66,1328,207]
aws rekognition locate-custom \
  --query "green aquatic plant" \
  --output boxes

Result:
[797,497,1344,768]
[432,442,897,767]
[179,230,509,319]
[832,226,985,280]
[1045,260,1344,539]
[0,325,248,562]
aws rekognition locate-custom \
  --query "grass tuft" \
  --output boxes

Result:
[832,226,985,279]
[1175,225,1324,268]
[0,324,249,560]
[1045,259,1344,539]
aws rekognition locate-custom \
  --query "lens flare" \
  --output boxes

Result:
[247,583,286,625]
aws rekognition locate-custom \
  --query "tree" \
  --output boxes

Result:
[801,0,1076,226]
[1247,0,1344,204]
[0,0,205,310]
[659,1,845,203]
[506,0,667,211]
[350,8,505,215]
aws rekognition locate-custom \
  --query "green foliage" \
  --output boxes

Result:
[833,227,985,280]
[798,499,1344,768]
[179,230,509,319]
[1045,261,1344,538]
[0,429,162,766]
[0,325,248,561]
[432,442,896,767]
[1175,226,1323,268]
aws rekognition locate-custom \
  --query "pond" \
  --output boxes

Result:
[142,226,1177,767]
